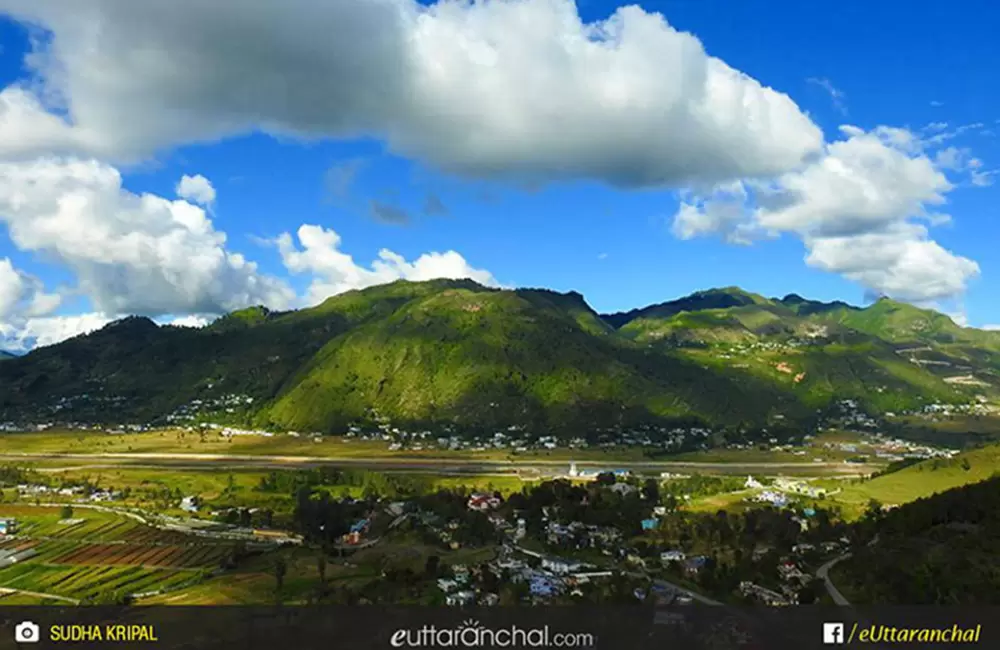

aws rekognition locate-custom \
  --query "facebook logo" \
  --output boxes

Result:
[823,622,845,644]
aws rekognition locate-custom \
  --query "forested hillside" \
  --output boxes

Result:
[0,280,996,436]
[834,474,1000,603]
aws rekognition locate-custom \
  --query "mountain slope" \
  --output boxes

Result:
[255,284,794,432]
[0,281,995,435]
[833,473,1000,604]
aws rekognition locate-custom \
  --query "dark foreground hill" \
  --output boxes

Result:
[834,473,1000,604]
[0,280,997,435]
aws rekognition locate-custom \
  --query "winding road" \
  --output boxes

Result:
[816,553,852,605]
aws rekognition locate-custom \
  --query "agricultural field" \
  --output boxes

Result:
[0,506,247,604]
[142,533,497,606]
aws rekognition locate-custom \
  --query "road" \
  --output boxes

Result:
[816,553,852,605]
[0,452,876,475]
[650,577,722,605]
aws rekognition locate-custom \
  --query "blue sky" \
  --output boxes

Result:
[0,0,997,350]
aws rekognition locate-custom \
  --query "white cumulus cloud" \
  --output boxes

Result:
[159,314,214,328]
[176,174,216,206]
[277,224,498,306]
[0,0,822,187]
[0,257,61,321]
[671,125,981,302]
[0,312,113,353]
[0,158,296,316]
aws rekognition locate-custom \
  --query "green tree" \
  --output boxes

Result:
[273,556,288,592]
[60,504,74,520]
[863,499,883,522]
[317,554,327,584]
[641,478,660,503]
[595,472,616,486]
[424,555,441,578]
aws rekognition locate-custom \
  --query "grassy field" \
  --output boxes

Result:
[0,429,610,460]
[0,428,882,464]
[6,466,531,519]
[683,490,756,513]
[812,443,1000,519]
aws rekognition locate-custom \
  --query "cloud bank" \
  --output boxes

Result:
[0,0,990,345]
[672,126,983,303]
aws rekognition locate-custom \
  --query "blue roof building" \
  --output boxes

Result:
[641,518,659,530]
[529,576,557,597]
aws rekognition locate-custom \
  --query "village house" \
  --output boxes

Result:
[542,557,588,575]
[445,590,477,607]
[660,550,685,563]
[740,581,790,606]
[683,556,708,576]
[386,502,407,517]
[467,493,502,511]
[437,578,459,593]
[752,491,788,507]
[778,561,807,582]
[528,573,560,598]
[625,552,647,569]
[608,483,636,496]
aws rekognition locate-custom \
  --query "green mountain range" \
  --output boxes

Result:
[0,280,997,434]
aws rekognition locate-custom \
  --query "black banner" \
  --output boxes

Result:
[0,606,993,650]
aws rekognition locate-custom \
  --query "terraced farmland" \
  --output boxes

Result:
[0,506,245,603]
[53,542,227,568]
[0,562,201,602]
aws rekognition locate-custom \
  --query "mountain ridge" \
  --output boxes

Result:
[0,280,996,436]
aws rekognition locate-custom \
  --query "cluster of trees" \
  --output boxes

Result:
[217,507,274,528]
[837,474,1000,604]
[292,487,371,544]
[505,477,653,538]
[256,468,433,499]
[0,464,35,486]
[411,490,501,547]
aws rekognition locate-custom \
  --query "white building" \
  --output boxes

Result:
[542,557,587,575]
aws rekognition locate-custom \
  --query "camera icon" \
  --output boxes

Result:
[14,621,40,644]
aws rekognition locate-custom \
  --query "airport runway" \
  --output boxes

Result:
[0,451,876,476]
